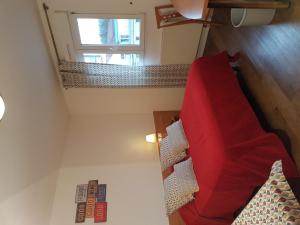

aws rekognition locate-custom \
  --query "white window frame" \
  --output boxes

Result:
[69,13,145,52]
[76,49,144,65]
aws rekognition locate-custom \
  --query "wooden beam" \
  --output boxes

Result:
[208,0,291,9]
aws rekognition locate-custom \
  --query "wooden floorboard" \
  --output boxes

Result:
[204,1,300,171]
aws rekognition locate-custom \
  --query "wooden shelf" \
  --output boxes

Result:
[171,0,290,19]
[208,0,290,9]
[153,111,180,139]
[153,111,186,225]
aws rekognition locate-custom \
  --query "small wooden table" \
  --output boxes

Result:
[171,0,291,19]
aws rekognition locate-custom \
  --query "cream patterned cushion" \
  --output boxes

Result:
[166,119,189,155]
[232,160,300,225]
[160,136,187,172]
[164,172,194,215]
[174,158,199,196]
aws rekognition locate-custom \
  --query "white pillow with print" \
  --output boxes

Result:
[160,136,187,172]
[232,160,300,225]
[174,158,199,195]
[166,119,189,154]
[163,172,194,215]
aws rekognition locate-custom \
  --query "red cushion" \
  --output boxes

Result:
[179,52,299,224]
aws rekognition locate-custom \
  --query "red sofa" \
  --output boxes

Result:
[179,52,299,225]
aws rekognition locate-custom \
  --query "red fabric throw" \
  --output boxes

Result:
[179,52,299,225]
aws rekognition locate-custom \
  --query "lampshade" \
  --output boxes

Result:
[0,96,5,121]
[146,134,157,143]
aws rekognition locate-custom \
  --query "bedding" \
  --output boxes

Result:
[178,52,299,225]
[160,136,187,172]
[166,119,189,154]
[174,158,199,195]
[164,172,195,215]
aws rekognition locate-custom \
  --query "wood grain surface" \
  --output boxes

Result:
[204,1,300,171]
[171,0,290,19]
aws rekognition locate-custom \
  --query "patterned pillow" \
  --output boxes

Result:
[159,136,187,172]
[166,119,189,155]
[174,158,199,196]
[232,160,300,225]
[163,172,194,215]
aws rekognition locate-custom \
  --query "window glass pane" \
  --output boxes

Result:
[77,18,141,46]
[82,53,143,66]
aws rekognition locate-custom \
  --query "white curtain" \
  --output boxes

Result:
[59,61,190,88]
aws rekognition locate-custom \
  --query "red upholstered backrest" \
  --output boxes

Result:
[180,52,264,190]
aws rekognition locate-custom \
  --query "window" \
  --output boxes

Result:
[78,52,143,66]
[70,14,144,66]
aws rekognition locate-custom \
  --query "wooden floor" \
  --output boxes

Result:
[204,1,300,171]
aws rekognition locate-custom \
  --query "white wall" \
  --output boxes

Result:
[64,88,185,115]
[161,24,203,64]
[0,0,69,225]
[50,115,168,225]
